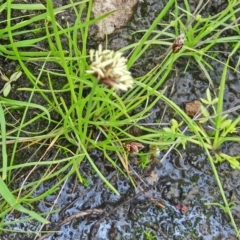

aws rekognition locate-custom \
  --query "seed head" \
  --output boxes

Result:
[86,45,134,91]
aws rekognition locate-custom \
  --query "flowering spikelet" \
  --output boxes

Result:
[172,33,185,53]
[86,45,134,91]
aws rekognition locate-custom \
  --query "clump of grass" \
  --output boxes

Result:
[0,0,240,238]
[0,0,177,229]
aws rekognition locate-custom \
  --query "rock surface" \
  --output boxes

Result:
[92,0,138,39]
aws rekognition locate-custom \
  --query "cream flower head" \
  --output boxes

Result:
[86,45,134,91]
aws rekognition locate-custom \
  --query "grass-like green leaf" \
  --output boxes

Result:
[0,177,49,223]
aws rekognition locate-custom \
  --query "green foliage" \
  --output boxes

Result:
[159,61,240,237]
[0,0,240,238]
[0,70,22,97]
[143,229,157,240]
[138,154,151,169]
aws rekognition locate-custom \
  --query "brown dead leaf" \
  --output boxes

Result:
[176,205,189,214]
[185,99,202,117]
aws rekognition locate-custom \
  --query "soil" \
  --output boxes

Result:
[0,0,239,240]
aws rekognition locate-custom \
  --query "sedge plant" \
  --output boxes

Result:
[0,0,177,231]
[0,0,240,238]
